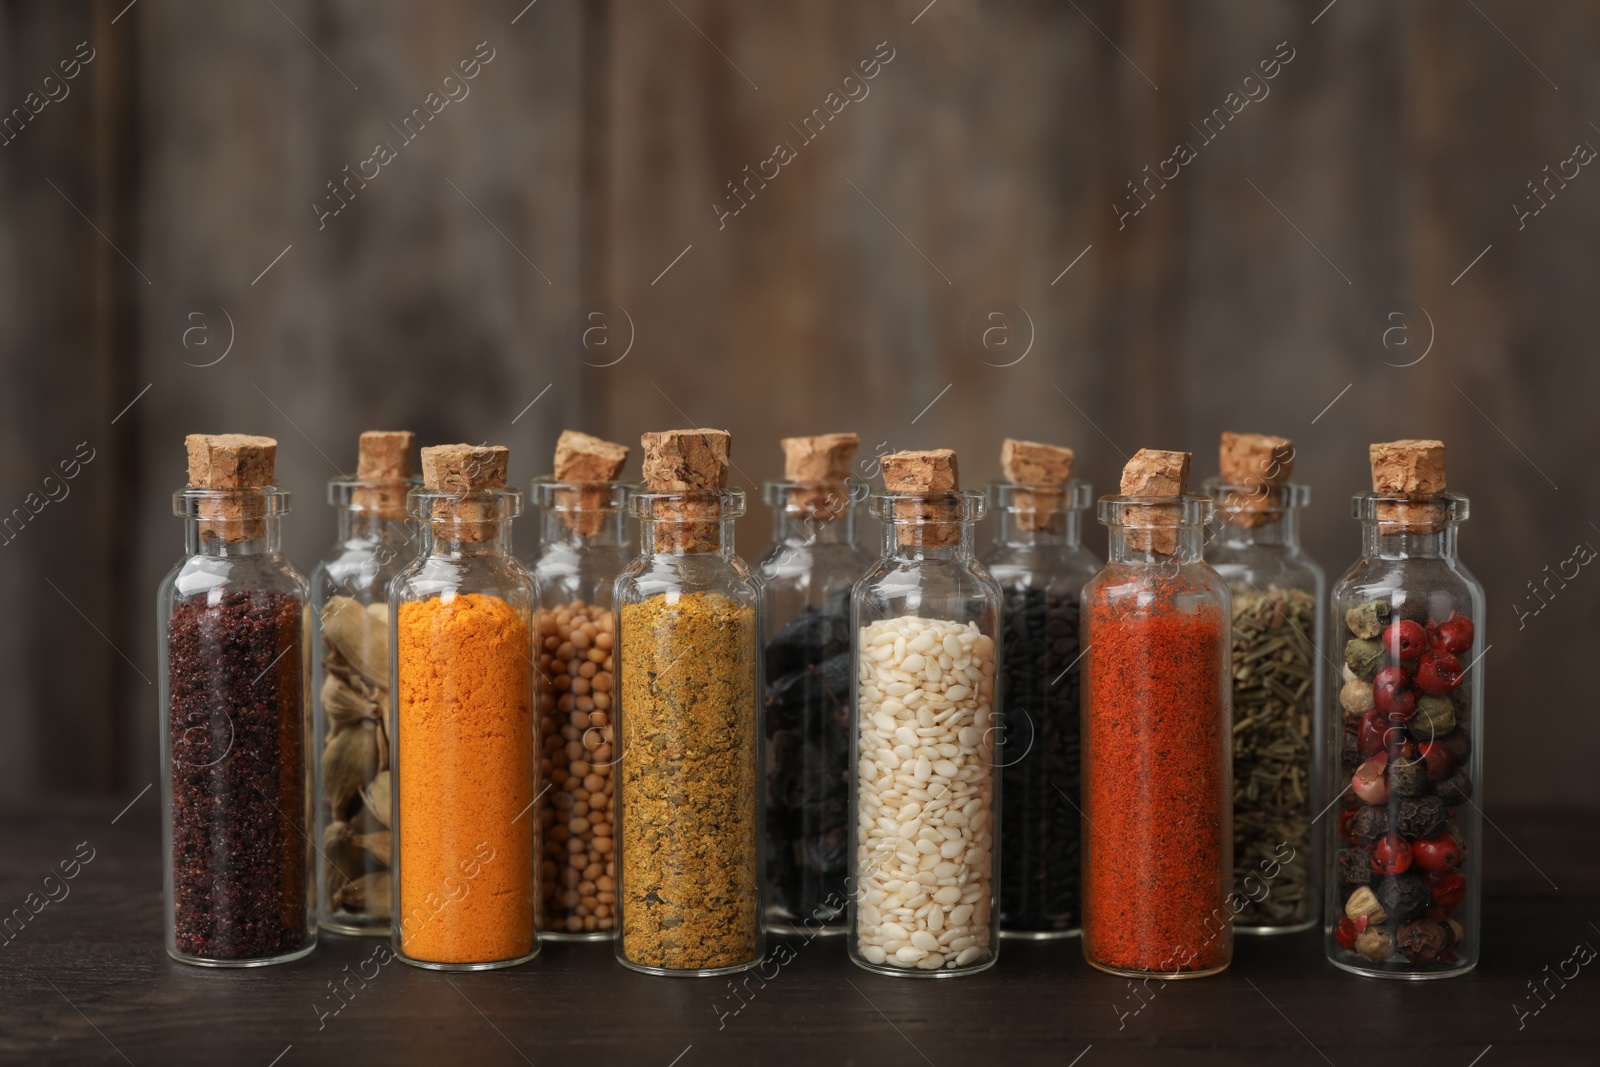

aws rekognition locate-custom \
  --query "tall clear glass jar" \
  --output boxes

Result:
[1203,479,1324,936]
[614,489,764,976]
[849,490,1003,977]
[1081,495,1233,979]
[390,487,538,969]
[758,479,871,934]
[311,479,416,935]
[529,479,630,940]
[1326,493,1483,978]
[159,486,315,966]
[984,479,1097,939]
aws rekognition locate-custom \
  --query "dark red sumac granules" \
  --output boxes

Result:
[168,589,309,961]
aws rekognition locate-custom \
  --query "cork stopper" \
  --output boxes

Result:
[882,449,959,493]
[1218,431,1294,528]
[420,443,510,542]
[352,430,416,519]
[551,430,630,535]
[1118,448,1191,555]
[185,433,277,542]
[1370,439,1448,528]
[882,449,961,547]
[641,428,730,491]
[187,433,277,488]
[640,428,731,550]
[1001,438,1075,532]
[1370,439,1446,494]
[555,430,630,483]
[781,433,858,520]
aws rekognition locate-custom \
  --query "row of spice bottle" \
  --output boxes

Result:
[159,429,1483,983]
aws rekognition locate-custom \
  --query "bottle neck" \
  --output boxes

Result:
[185,517,283,557]
[995,508,1079,548]
[1105,525,1204,564]
[337,508,413,546]
[772,506,857,547]
[540,508,624,550]
[639,517,737,556]
[1360,522,1458,560]
[881,521,976,561]
[1215,509,1300,551]
[419,520,514,558]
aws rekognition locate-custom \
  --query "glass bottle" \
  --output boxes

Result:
[390,484,538,970]
[614,489,764,976]
[1081,494,1232,979]
[1326,492,1483,978]
[159,484,314,966]
[849,489,1003,977]
[984,479,1098,939]
[1203,478,1324,936]
[311,478,415,935]
[758,477,871,934]
[529,478,630,940]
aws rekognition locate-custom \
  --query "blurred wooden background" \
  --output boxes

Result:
[1,0,1596,810]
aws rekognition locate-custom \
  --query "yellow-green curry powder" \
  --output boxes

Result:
[618,591,759,970]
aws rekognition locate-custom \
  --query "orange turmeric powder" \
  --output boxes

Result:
[396,592,535,965]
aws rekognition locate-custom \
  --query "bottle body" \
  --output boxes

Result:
[1204,480,1324,936]
[757,482,871,934]
[390,489,538,970]
[1326,493,1483,979]
[983,480,1098,939]
[529,480,630,940]
[159,487,315,966]
[614,490,764,975]
[1081,496,1233,978]
[849,491,1003,977]
[310,480,413,935]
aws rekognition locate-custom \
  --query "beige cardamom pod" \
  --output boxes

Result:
[361,769,393,829]
[322,820,365,901]
[321,671,379,734]
[334,871,392,919]
[351,830,392,867]
[323,719,379,819]
[321,595,389,687]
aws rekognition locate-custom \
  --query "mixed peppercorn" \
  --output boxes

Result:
[1334,600,1474,968]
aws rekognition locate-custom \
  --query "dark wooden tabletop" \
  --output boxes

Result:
[3,800,1595,1066]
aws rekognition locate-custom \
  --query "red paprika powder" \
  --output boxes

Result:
[1080,450,1233,978]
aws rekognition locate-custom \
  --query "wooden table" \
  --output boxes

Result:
[3,800,1595,1066]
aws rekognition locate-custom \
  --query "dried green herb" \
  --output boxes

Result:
[1230,586,1316,928]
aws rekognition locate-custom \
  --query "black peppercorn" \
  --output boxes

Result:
[999,586,1082,933]
[765,594,853,926]
[764,604,850,682]
[1337,847,1372,887]
[1439,728,1471,763]
[1348,805,1389,845]
[1397,919,1449,963]
[1340,733,1362,774]
[1376,873,1431,923]
[1394,598,1432,626]
[1395,796,1448,840]
[1436,768,1473,807]
[1388,757,1428,798]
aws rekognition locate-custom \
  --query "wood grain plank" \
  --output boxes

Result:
[0,0,134,798]
[1,804,1595,1065]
